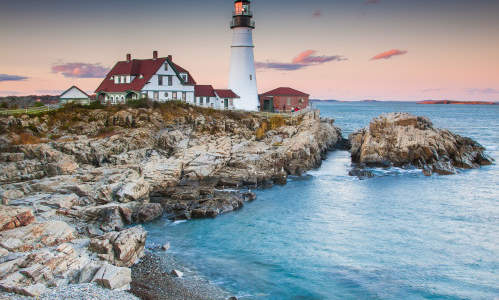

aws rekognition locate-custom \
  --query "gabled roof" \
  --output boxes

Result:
[60,85,89,98]
[214,89,239,99]
[195,85,216,97]
[260,87,309,97]
[95,57,196,93]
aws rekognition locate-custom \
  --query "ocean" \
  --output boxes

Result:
[144,102,499,300]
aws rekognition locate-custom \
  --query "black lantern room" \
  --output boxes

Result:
[231,0,255,29]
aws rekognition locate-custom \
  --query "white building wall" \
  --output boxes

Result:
[60,87,89,100]
[142,61,194,102]
[229,27,259,111]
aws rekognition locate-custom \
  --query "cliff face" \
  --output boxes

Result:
[349,113,493,176]
[0,105,342,296]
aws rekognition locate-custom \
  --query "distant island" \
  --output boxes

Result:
[417,100,498,105]
[310,99,498,105]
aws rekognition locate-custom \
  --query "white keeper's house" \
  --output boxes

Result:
[59,86,90,105]
[95,51,197,104]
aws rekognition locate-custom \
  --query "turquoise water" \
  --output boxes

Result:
[145,103,499,300]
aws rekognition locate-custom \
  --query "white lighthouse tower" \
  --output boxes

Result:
[229,0,259,111]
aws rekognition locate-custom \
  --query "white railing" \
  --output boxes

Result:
[0,104,60,115]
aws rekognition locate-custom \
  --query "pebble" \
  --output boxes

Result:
[0,283,139,300]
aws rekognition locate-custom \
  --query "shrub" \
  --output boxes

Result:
[33,102,45,107]
[93,127,117,139]
[269,115,286,130]
[255,121,268,140]
[87,101,105,110]
[12,133,42,145]
[126,98,153,109]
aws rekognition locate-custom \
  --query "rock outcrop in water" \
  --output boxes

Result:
[0,103,342,296]
[349,113,493,175]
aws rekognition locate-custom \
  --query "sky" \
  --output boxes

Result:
[1,0,499,101]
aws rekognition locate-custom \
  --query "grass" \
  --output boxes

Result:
[93,127,117,139]
[12,133,43,145]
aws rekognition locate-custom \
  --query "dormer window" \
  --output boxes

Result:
[165,63,168,71]
[139,74,144,79]
[181,74,187,82]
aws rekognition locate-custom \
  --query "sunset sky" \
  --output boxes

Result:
[1,0,499,101]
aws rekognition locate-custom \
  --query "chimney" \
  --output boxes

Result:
[153,50,158,59]
[168,55,172,61]
[126,53,131,62]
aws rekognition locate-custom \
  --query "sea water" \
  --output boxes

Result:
[145,102,499,300]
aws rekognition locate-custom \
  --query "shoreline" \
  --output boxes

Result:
[131,250,231,300]
[0,105,342,298]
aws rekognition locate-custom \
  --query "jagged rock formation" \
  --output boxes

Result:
[0,105,342,296]
[349,113,493,175]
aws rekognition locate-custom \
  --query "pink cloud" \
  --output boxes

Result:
[371,49,408,60]
[51,62,109,78]
[365,0,381,4]
[312,10,322,17]
[257,50,347,71]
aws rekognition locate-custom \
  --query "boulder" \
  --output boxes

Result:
[115,179,150,203]
[0,206,35,231]
[349,113,493,176]
[92,263,131,290]
[133,203,164,223]
[170,269,183,278]
[89,226,146,267]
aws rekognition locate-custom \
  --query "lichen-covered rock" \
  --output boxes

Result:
[349,113,493,175]
[0,220,75,252]
[0,206,35,231]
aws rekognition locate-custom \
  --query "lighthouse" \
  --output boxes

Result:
[229,0,259,111]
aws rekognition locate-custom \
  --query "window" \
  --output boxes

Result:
[168,76,173,86]
[165,92,168,98]
[249,74,252,80]
[181,74,187,82]
[164,63,168,71]
[172,92,177,100]
[287,97,291,105]
[182,92,186,101]
[153,91,159,100]
[200,97,204,105]
[121,76,125,83]
[158,76,163,86]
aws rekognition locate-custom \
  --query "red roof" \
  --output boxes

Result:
[95,57,196,93]
[260,87,309,97]
[214,89,239,99]
[195,85,216,97]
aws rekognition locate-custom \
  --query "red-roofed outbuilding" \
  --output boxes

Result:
[259,87,310,112]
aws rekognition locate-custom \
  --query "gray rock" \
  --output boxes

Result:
[92,263,132,290]
[170,269,183,278]
[349,113,493,176]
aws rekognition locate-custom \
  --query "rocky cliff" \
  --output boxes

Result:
[0,103,342,296]
[349,113,493,176]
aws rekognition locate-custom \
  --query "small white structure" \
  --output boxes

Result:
[59,86,90,105]
[194,85,240,110]
[95,51,196,104]
[228,0,259,111]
